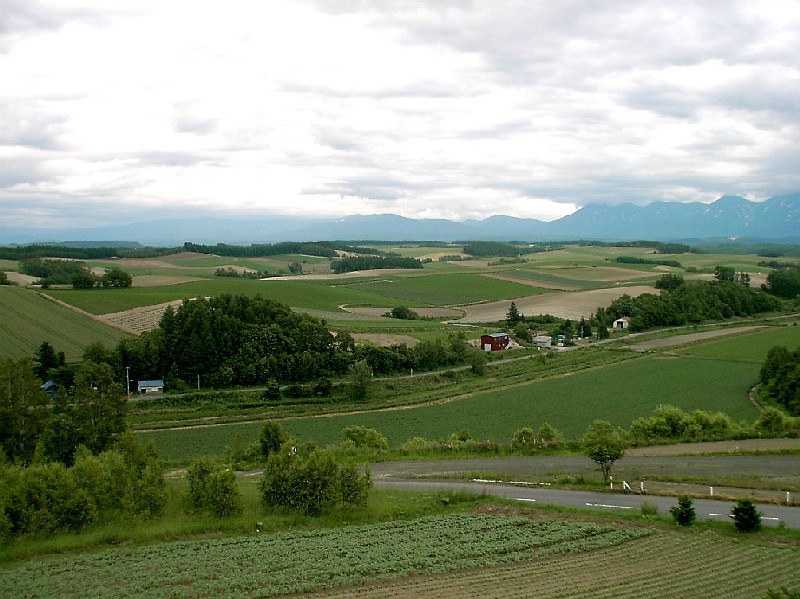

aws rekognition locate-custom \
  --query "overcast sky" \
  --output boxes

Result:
[2,0,799,228]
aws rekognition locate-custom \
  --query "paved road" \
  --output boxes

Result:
[375,479,800,529]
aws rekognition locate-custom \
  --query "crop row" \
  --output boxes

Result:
[0,515,652,598]
[303,528,800,599]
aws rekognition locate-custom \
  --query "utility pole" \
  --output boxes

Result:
[125,366,130,398]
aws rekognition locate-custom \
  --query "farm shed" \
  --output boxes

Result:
[612,317,631,329]
[137,379,164,394]
[531,334,552,349]
[40,380,60,399]
[481,333,510,351]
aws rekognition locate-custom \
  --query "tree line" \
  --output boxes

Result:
[598,275,780,332]
[331,255,423,273]
[52,294,477,392]
[19,258,132,288]
[760,345,800,415]
[182,240,386,259]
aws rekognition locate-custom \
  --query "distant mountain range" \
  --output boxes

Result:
[1,193,798,246]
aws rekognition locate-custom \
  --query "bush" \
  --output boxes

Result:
[511,427,535,452]
[342,426,389,450]
[731,499,761,532]
[187,458,242,518]
[259,420,287,460]
[640,502,658,516]
[670,495,696,526]
[260,448,371,516]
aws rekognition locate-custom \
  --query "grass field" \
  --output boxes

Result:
[0,286,130,360]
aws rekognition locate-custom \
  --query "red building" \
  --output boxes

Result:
[480,333,510,351]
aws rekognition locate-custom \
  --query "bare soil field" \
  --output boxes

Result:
[2,271,38,285]
[457,285,656,322]
[483,272,580,290]
[351,333,421,347]
[131,274,205,287]
[262,268,418,281]
[98,300,185,334]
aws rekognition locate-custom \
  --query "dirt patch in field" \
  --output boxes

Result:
[483,272,580,291]
[3,271,38,285]
[456,285,656,322]
[98,300,186,334]
[351,333,421,347]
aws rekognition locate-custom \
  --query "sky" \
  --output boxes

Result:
[1,0,799,229]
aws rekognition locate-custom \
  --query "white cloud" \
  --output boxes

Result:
[0,0,798,230]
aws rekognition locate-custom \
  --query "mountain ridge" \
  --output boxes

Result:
[1,193,797,245]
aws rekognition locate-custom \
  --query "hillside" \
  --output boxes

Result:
[0,286,130,361]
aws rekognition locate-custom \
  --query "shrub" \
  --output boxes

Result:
[187,458,242,518]
[259,420,287,460]
[732,499,761,532]
[511,427,535,452]
[342,426,389,450]
[670,495,695,526]
[260,448,371,516]
[640,502,658,516]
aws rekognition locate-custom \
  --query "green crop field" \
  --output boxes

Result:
[281,355,759,446]
[0,286,130,361]
[2,512,797,598]
[340,273,543,306]
[141,353,761,461]
[42,279,383,315]
[677,324,800,361]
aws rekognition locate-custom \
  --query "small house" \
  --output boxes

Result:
[481,333,510,352]
[137,379,164,394]
[612,317,631,329]
[40,380,60,399]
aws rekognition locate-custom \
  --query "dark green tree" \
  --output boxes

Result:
[41,361,127,465]
[582,419,627,483]
[714,265,736,282]
[670,495,696,526]
[506,302,523,326]
[731,499,761,532]
[71,270,99,289]
[101,267,133,288]
[0,358,50,464]
[33,341,61,380]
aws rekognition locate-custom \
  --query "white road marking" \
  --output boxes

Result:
[585,502,633,510]
[515,498,537,503]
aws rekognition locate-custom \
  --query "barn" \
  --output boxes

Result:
[137,379,164,394]
[480,333,510,351]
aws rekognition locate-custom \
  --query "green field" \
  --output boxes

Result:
[678,323,800,361]
[0,286,130,361]
[2,510,798,598]
[141,352,761,461]
[42,278,386,315]
[340,273,543,306]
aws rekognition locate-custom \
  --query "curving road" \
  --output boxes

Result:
[370,453,800,528]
